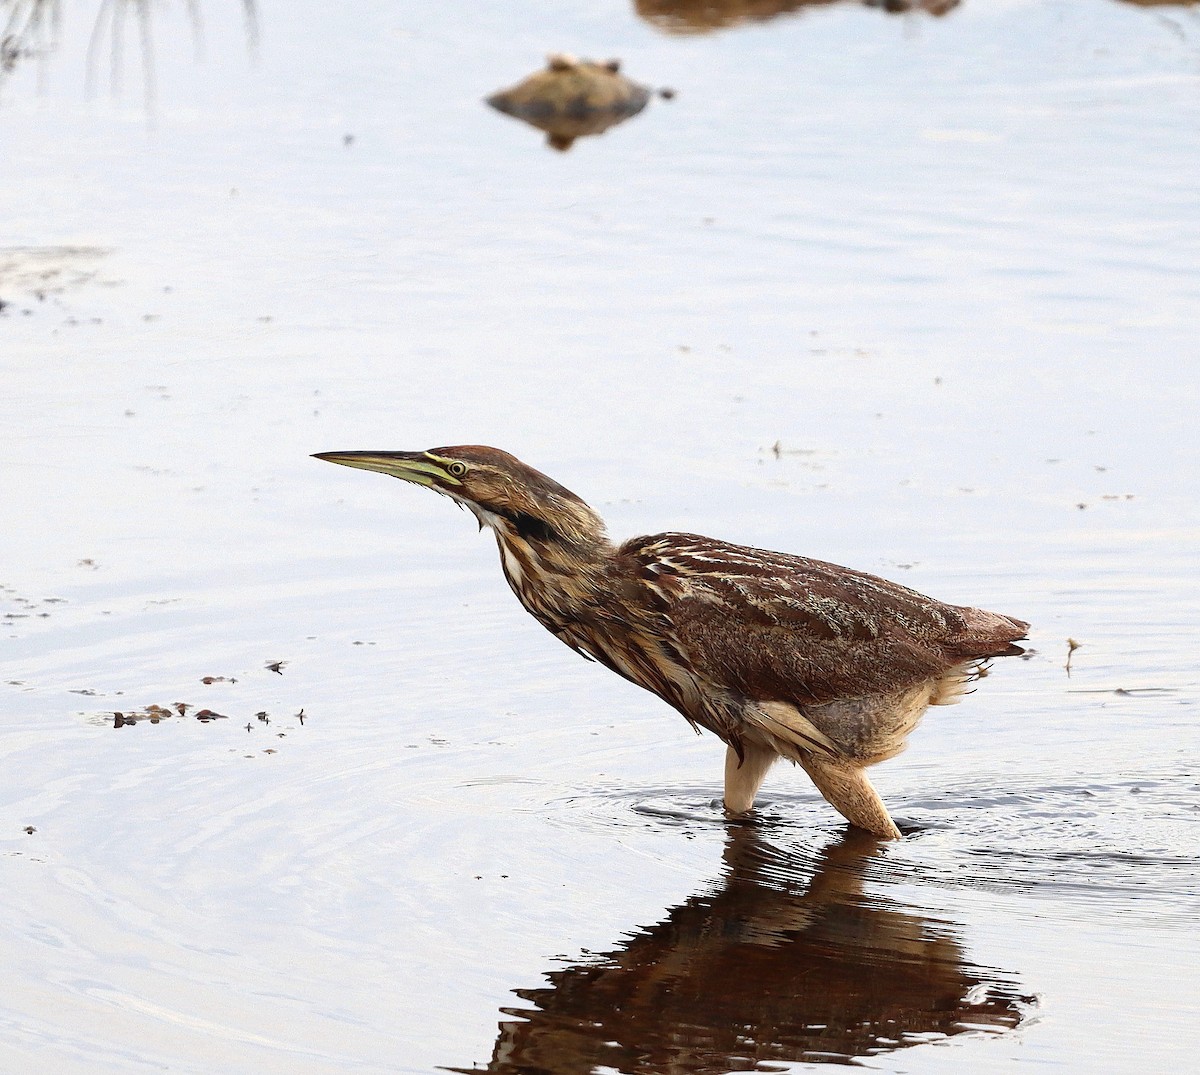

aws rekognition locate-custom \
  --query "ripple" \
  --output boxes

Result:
[542,768,1200,922]
[545,783,725,833]
[888,771,1200,921]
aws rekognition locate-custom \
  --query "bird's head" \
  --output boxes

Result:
[313,445,608,548]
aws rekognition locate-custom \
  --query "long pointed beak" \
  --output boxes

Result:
[312,451,452,487]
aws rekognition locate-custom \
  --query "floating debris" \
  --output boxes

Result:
[0,246,113,305]
[100,701,310,730]
[487,54,654,151]
[112,705,230,727]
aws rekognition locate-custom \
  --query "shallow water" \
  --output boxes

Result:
[2,0,1199,1072]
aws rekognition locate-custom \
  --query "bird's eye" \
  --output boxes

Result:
[447,461,468,478]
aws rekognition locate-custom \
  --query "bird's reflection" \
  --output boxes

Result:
[455,825,1030,1073]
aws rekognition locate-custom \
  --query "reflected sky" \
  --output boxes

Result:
[456,827,1030,1072]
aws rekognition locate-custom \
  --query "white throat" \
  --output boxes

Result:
[440,489,504,532]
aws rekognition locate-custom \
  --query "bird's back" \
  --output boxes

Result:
[615,532,1027,708]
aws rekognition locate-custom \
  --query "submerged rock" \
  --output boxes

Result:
[486,54,654,151]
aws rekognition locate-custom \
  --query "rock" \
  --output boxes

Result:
[487,54,653,151]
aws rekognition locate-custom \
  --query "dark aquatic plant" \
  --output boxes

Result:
[0,0,258,108]
[84,0,258,108]
[1,0,61,78]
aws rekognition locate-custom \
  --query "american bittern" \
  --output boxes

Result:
[314,446,1027,838]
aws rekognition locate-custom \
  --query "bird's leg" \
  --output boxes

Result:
[797,753,902,839]
[723,743,778,815]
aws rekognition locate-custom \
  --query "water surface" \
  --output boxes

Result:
[2,1,1198,1072]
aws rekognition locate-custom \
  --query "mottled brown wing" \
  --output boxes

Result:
[621,533,1026,707]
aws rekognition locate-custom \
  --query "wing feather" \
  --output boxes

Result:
[619,532,1026,708]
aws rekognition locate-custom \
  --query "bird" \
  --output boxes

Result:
[313,445,1028,838]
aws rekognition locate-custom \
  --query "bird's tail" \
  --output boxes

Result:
[954,607,1029,658]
